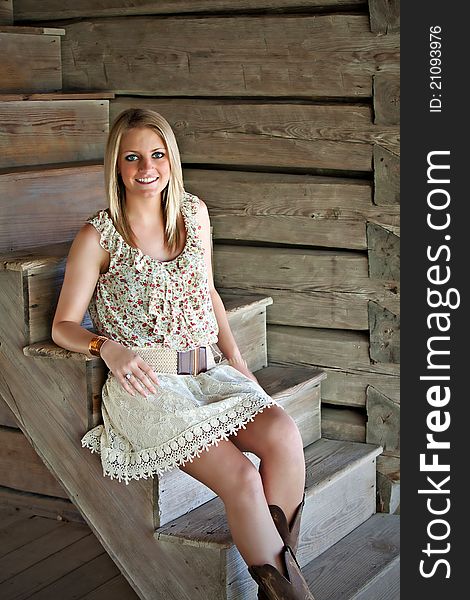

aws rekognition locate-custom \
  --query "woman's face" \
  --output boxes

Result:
[117,127,171,202]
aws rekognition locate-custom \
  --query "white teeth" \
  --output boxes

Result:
[136,177,158,183]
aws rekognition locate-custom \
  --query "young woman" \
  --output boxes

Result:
[52,108,314,600]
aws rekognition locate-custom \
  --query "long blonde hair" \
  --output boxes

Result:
[104,108,185,252]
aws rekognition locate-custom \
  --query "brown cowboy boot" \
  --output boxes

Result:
[249,544,315,600]
[268,493,306,554]
[257,494,306,599]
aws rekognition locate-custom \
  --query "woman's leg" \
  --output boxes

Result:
[179,438,287,575]
[229,406,306,527]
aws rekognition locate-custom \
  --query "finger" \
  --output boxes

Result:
[121,378,136,397]
[136,365,160,394]
[136,361,160,386]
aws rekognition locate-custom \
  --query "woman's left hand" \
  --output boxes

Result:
[228,356,259,383]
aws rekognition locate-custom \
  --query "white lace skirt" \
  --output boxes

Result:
[81,349,281,484]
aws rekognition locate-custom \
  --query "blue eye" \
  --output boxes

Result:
[124,154,138,162]
[153,151,165,159]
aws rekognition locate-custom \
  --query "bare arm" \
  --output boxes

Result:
[197,199,256,381]
[52,224,159,396]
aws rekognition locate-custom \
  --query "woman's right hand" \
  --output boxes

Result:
[100,340,160,397]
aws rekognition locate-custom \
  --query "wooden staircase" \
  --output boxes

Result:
[0,21,399,600]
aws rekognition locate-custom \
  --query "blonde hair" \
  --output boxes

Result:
[104,108,185,252]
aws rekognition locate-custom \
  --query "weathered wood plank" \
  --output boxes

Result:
[0,25,65,35]
[373,144,400,205]
[213,214,367,250]
[0,485,85,523]
[1,533,105,600]
[0,427,68,498]
[112,98,399,173]
[377,454,400,514]
[0,31,62,93]
[367,223,400,281]
[23,551,122,600]
[0,0,12,25]
[0,518,91,583]
[369,300,400,364]
[185,169,400,233]
[0,100,109,169]
[0,397,18,428]
[14,0,367,20]
[318,365,399,407]
[0,163,104,252]
[0,92,114,101]
[75,574,138,600]
[373,72,400,125]
[62,15,398,99]
[268,324,371,371]
[303,514,399,599]
[368,0,400,34]
[321,405,366,443]
[0,512,63,559]
[366,386,399,457]
[214,245,370,291]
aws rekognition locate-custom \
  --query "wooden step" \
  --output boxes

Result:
[0,268,322,600]
[0,162,104,252]
[152,364,323,527]
[0,27,63,93]
[321,405,366,443]
[303,513,399,600]
[156,438,382,599]
[0,97,109,169]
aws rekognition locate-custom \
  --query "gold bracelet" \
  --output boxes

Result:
[88,335,109,357]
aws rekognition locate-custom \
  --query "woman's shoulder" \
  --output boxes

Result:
[183,190,207,218]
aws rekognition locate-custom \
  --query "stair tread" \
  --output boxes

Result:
[0,26,66,36]
[155,438,382,548]
[303,513,399,600]
[0,92,115,101]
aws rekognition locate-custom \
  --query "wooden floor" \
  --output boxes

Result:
[0,503,139,600]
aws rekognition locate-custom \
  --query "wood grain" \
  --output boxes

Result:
[61,14,398,99]
[368,0,400,34]
[14,0,367,20]
[112,98,399,173]
[369,300,400,364]
[374,72,400,125]
[367,223,400,281]
[186,168,399,231]
[366,386,399,457]
[214,245,370,291]
[0,31,62,93]
[0,162,105,253]
[373,144,400,205]
[0,427,68,498]
[319,365,399,407]
[0,100,109,169]
[321,406,366,443]
[377,454,400,514]
[0,0,12,25]
[303,513,400,598]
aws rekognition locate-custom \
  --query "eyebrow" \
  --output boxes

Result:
[122,147,166,153]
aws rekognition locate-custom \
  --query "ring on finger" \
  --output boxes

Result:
[125,372,132,380]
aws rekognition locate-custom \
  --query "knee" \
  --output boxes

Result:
[221,459,263,503]
[262,408,303,456]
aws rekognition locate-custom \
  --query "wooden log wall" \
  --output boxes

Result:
[13,0,400,501]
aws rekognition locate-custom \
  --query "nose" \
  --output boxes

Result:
[139,155,155,171]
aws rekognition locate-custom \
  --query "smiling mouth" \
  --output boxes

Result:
[135,177,158,184]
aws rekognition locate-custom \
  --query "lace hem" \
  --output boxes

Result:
[81,395,281,485]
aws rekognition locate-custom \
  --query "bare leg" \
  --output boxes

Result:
[180,439,287,575]
[230,406,306,527]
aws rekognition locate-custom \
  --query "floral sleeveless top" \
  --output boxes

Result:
[85,191,219,351]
